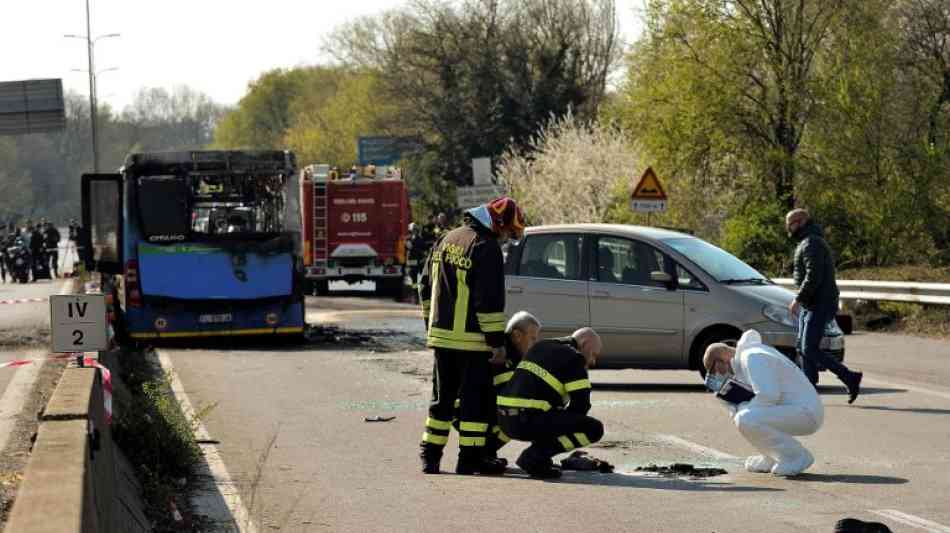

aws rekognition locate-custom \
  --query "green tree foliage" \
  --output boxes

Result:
[325,0,622,184]
[213,68,315,150]
[611,0,950,273]
[285,70,405,165]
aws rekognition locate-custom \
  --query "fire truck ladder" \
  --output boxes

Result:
[313,181,328,262]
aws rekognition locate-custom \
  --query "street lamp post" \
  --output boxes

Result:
[64,0,119,173]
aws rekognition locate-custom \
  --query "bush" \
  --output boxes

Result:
[719,201,790,277]
[497,111,642,226]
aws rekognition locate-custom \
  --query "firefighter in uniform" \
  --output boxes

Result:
[418,197,526,475]
[452,310,542,463]
[497,327,605,479]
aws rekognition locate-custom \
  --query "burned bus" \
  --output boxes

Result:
[81,150,305,340]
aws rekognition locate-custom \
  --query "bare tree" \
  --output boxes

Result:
[324,0,622,183]
[897,0,950,146]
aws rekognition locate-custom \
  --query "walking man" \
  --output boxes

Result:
[785,208,862,402]
[418,197,526,475]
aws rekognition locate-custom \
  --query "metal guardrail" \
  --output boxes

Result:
[772,278,950,305]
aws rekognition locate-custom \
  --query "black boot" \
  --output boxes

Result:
[516,447,561,479]
[456,450,507,475]
[846,371,863,404]
[420,445,442,474]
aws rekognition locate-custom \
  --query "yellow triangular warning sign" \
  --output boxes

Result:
[631,167,667,200]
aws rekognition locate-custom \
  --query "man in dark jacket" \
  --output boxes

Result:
[786,209,862,402]
[497,328,605,479]
[43,222,62,278]
[29,223,45,281]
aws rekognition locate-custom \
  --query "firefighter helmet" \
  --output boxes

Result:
[487,196,526,240]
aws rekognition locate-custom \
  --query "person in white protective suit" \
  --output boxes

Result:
[704,330,824,476]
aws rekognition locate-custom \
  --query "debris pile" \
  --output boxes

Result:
[560,451,614,473]
[635,463,728,478]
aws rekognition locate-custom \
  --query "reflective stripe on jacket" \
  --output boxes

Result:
[498,337,592,414]
[418,219,506,352]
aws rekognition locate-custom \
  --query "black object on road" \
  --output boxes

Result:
[834,518,893,533]
[636,463,728,478]
[364,415,396,422]
[560,451,614,473]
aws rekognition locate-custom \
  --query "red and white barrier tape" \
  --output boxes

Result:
[0,353,112,425]
[0,297,48,305]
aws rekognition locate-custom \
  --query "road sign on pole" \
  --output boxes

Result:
[456,184,504,210]
[50,294,107,353]
[629,166,668,213]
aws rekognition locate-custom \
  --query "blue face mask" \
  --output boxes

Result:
[705,372,728,393]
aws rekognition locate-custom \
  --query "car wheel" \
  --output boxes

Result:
[314,280,329,296]
[692,328,740,379]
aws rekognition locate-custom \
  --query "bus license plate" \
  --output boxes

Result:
[199,313,233,324]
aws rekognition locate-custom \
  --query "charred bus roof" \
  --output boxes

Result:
[123,150,296,176]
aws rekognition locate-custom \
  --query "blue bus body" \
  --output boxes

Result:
[82,151,306,340]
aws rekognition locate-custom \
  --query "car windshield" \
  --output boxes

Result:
[662,237,768,283]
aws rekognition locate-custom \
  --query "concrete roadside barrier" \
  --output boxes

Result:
[3,358,148,533]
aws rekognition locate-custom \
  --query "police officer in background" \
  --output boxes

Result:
[68,218,81,243]
[43,221,62,278]
[418,197,526,475]
[497,328,605,479]
[29,222,45,281]
[405,223,427,294]
[0,226,9,283]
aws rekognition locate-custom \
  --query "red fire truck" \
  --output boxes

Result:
[299,164,410,296]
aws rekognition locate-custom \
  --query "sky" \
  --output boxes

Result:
[1,1,645,113]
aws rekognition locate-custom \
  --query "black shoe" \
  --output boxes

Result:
[846,371,862,404]
[834,517,892,533]
[456,455,507,475]
[516,449,562,479]
[420,449,442,474]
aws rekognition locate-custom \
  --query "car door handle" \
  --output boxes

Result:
[507,287,524,294]
[591,290,610,299]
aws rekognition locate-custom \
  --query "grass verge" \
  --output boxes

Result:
[110,347,216,532]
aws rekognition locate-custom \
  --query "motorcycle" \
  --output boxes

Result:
[8,241,31,283]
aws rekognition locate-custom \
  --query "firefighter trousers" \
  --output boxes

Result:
[499,408,604,460]
[420,348,495,458]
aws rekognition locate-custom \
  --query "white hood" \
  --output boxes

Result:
[736,329,764,355]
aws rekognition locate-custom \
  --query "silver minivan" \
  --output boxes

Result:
[503,224,844,378]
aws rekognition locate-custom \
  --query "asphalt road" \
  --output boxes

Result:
[162,294,950,533]
[0,278,70,395]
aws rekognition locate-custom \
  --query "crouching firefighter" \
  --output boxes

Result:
[453,311,542,465]
[497,328,605,479]
[418,197,527,475]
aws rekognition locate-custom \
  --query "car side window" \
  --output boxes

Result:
[596,236,641,284]
[518,234,583,280]
[596,237,677,288]
[676,263,707,291]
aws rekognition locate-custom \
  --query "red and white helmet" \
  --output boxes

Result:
[467,196,526,239]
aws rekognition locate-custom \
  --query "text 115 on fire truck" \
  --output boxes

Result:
[300,164,411,296]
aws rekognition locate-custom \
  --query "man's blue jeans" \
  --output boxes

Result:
[797,300,850,385]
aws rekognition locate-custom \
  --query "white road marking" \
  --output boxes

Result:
[157,351,259,533]
[870,510,950,532]
[0,280,73,453]
[0,351,43,453]
[863,375,950,402]
[653,433,740,461]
